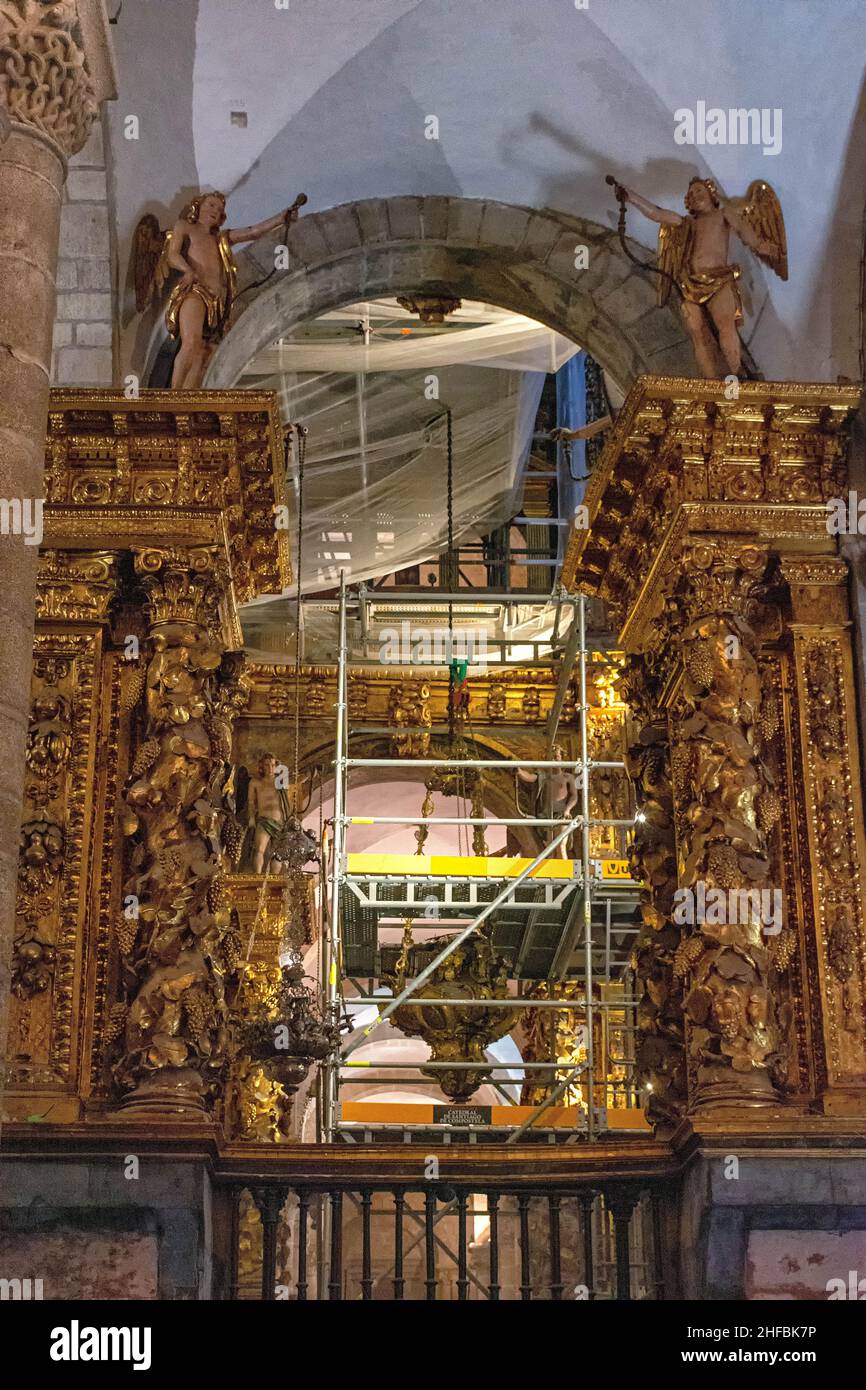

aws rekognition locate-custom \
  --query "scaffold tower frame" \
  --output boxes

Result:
[321,575,643,1143]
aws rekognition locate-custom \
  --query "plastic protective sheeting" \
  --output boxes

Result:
[249,315,580,377]
[244,363,549,595]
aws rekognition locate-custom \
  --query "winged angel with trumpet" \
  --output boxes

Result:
[611,176,787,378]
[132,190,306,388]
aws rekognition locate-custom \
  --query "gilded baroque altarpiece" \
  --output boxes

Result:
[7,378,866,1145]
[564,377,866,1128]
[7,392,291,1122]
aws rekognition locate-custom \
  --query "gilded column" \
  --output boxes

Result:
[0,1,114,1112]
[4,395,290,1124]
[664,542,791,1109]
[113,546,247,1115]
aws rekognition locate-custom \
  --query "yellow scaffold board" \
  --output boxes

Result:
[346,853,575,879]
[598,859,634,881]
[347,853,637,884]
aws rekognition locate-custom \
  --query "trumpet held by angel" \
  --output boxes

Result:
[132,189,307,388]
[610,175,787,379]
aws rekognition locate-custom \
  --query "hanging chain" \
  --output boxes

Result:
[290,424,307,807]
[446,405,456,751]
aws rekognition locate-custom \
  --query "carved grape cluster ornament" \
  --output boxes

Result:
[112,552,248,1112]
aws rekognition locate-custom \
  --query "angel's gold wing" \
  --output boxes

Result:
[728,180,788,281]
[656,218,692,306]
[132,213,173,312]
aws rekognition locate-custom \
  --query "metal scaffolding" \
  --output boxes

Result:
[321,576,642,1143]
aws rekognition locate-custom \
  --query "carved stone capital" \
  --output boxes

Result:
[0,0,113,156]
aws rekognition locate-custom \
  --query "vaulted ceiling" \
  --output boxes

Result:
[110,0,866,383]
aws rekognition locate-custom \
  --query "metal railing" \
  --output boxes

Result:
[232,1175,671,1301]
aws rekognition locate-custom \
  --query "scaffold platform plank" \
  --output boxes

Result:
[347,853,577,879]
[338,1102,651,1132]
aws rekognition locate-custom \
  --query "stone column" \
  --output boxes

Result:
[0,1,114,1109]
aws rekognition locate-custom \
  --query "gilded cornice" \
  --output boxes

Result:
[243,659,624,726]
[561,376,861,650]
[44,391,292,608]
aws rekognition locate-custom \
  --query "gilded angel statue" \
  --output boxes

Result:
[132,189,307,388]
[609,176,787,378]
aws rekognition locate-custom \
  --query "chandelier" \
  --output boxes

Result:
[234,952,343,1093]
[396,294,462,324]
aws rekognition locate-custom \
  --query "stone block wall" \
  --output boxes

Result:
[0,1158,220,1299]
[52,115,115,386]
[678,1153,866,1299]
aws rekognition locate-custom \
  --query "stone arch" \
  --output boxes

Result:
[204,195,693,392]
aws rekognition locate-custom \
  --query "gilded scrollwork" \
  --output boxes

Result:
[243,664,577,732]
[562,378,860,642]
[347,673,368,720]
[9,633,98,1093]
[388,679,432,757]
[807,646,844,762]
[487,681,507,721]
[225,959,293,1142]
[44,395,291,608]
[387,931,516,1102]
[24,690,72,809]
[796,631,866,1072]
[36,552,117,624]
